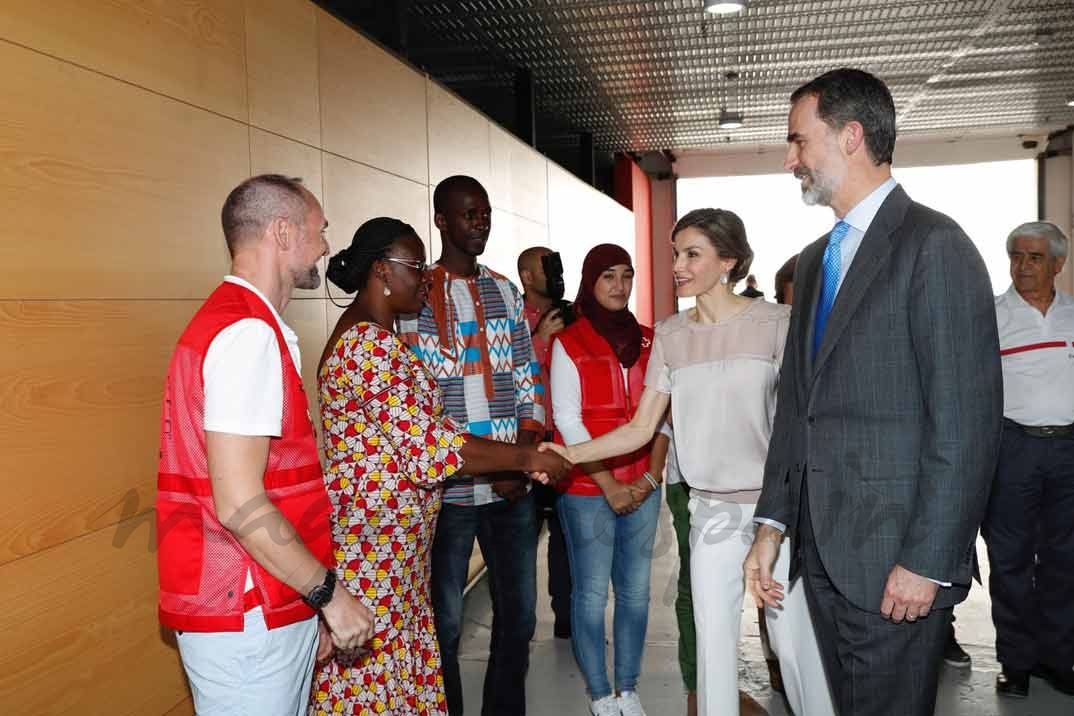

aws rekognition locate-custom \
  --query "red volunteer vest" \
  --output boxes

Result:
[156,281,333,632]
[555,317,653,496]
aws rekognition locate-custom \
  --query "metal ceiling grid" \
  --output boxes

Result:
[403,0,1074,152]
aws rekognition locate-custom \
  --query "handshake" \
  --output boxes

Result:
[521,442,573,485]
[536,442,655,515]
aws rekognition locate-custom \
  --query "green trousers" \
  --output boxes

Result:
[666,481,696,692]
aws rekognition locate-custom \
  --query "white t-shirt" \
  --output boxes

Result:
[203,276,301,437]
[203,276,302,596]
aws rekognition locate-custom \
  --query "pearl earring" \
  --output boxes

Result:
[383,285,392,297]
[719,272,729,285]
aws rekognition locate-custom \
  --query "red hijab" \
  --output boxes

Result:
[575,244,643,368]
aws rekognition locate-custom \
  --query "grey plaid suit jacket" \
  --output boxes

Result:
[755,184,1003,612]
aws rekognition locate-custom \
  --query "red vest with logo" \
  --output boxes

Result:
[156,281,332,632]
[555,317,653,496]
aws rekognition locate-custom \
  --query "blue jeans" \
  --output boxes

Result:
[558,487,661,699]
[432,492,538,716]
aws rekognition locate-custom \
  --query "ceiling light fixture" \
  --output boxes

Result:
[718,108,744,129]
[704,0,747,15]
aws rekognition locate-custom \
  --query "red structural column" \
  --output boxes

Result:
[613,155,654,327]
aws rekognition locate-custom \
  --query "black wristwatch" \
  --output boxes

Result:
[303,569,336,610]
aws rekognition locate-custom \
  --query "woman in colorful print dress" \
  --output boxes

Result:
[309,217,567,716]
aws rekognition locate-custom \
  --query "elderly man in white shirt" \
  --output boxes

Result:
[983,220,1074,700]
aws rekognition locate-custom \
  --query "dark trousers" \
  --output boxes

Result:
[532,482,572,629]
[432,493,538,716]
[798,480,950,716]
[982,426,1074,672]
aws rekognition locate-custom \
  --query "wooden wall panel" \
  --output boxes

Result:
[249,128,324,203]
[0,301,196,565]
[163,699,195,716]
[282,298,329,427]
[0,524,190,715]
[0,43,248,300]
[427,189,442,260]
[0,0,247,121]
[245,0,321,147]
[323,155,431,333]
[427,82,492,191]
[318,12,428,185]
[322,154,431,266]
[486,210,549,286]
[249,128,326,299]
[480,210,535,282]
[489,125,549,225]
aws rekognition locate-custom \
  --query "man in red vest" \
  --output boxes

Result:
[156,174,373,715]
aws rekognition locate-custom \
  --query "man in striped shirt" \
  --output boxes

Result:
[399,175,544,716]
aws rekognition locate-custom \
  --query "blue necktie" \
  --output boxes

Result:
[813,220,850,359]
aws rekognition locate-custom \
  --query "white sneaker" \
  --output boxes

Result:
[617,691,647,716]
[589,694,619,716]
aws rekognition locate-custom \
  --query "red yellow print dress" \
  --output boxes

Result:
[311,323,467,716]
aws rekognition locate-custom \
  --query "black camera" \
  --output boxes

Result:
[540,251,576,326]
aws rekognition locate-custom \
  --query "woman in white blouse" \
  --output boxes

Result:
[543,210,833,716]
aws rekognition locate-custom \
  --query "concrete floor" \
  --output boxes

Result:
[457,504,1073,715]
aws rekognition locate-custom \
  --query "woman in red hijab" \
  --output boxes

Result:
[549,244,669,716]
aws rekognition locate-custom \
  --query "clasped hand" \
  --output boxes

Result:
[604,477,655,515]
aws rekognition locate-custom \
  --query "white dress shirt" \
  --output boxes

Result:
[830,176,897,299]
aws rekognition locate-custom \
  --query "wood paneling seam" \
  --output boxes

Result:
[318,148,430,191]
[0,37,249,131]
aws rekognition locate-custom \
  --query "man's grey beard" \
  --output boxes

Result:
[294,265,321,290]
[797,169,833,207]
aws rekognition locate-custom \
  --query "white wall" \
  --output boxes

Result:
[546,163,636,306]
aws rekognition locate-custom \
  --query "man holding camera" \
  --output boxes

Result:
[518,246,573,639]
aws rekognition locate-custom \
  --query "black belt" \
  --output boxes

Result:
[1004,418,1074,439]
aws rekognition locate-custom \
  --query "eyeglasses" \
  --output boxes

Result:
[383,256,427,273]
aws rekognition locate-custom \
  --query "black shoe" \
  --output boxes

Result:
[1032,663,1074,696]
[553,619,571,639]
[996,667,1030,698]
[943,634,971,668]
[766,658,785,695]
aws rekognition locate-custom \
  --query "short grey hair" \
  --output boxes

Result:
[221,174,310,255]
[1006,221,1069,259]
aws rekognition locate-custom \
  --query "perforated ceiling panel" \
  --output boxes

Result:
[370,1,1074,152]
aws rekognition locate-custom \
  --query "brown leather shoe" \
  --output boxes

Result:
[739,690,769,716]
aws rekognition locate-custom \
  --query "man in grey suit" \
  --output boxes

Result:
[744,68,1003,716]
